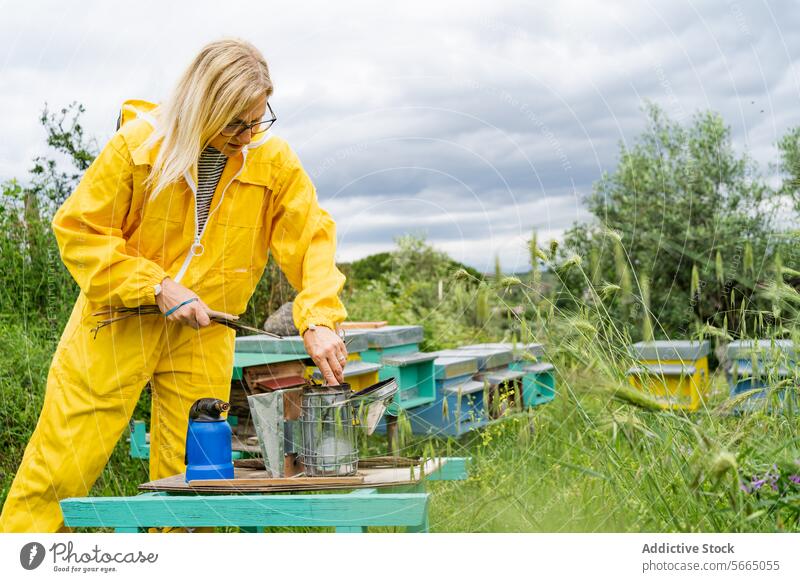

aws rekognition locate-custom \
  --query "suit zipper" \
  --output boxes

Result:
[173,150,247,283]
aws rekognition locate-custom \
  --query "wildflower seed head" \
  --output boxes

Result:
[549,239,559,259]
[604,228,623,243]
[710,451,738,479]
[599,282,621,299]
[558,253,582,274]
[500,276,522,287]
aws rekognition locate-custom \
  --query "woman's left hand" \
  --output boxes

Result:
[302,325,347,385]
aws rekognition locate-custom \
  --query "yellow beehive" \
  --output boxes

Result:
[304,358,381,392]
[626,340,711,411]
[302,351,362,376]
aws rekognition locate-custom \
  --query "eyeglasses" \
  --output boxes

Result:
[220,102,277,137]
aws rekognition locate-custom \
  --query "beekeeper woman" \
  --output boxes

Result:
[0,38,348,532]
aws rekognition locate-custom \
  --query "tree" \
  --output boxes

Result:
[0,103,96,326]
[562,103,787,338]
[778,126,800,205]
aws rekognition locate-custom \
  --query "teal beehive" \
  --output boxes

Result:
[352,325,424,364]
[379,351,437,410]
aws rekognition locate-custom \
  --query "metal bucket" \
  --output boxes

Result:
[299,385,359,476]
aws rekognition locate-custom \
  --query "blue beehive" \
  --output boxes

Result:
[727,339,798,412]
[468,342,544,363]
[476,367,526,418]
[441,345,514,370]
[446,346,526,416]
[407,354,488,436]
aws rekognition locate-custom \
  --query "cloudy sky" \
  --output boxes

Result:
[1,0,798,272]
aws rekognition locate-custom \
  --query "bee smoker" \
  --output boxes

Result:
[184,398,234,482]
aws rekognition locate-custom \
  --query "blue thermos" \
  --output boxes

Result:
[185,398,234,482]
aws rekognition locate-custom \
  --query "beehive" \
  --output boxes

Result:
[354,325,425,362]
[442,345,522,416]
[468,342,544,363]
[236,333,375,387]
[626,340,711,411]
[726,339,797,411]
[235,332,369,358]
[440,346,514,370]
[307,359,381,392]
[518,362,556,407]
[475,367,526,418]
[408,354,487,436]
[455,345,542,411]
[379,351,437,410]
[482,343,559,407]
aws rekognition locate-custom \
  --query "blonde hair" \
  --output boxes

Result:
[144,38,273,197]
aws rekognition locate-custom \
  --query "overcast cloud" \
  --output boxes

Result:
[1,0,798,272]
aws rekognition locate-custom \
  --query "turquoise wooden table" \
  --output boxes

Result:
[60,458,468,533]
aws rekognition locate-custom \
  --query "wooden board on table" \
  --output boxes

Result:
[188,475,364,488]
[138,458,448,494]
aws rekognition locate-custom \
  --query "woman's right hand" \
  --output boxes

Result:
[155,277,237,329]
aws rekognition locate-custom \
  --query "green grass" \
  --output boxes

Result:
[0,320,151,509]
[2,262,799,533]
[1,322,799,532]
[427,372,800,532]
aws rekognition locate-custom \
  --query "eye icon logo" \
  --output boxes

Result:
[20,542,46,570]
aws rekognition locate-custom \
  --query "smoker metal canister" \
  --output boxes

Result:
[299,385,359,477]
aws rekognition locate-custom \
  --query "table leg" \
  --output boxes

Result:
[406,511,429,533]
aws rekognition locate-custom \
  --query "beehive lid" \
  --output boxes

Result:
[726,339,797,361]
[522,362,555,374]
[232,352,308,380]
[433,355,479,380]
[236,335,308,356]
[626,363,697,376]
[452,346,514,370]
[442,378,485,395]
[351,325,424,348]
[729,360,792,378]
[464,342,544,360]
[381,351,438,367]
[480,368,525,384]
[310,359,382,381]
[629,340,710,361]
[433,349,511,371]
[338,331,369,353]
[236,332,369,356]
